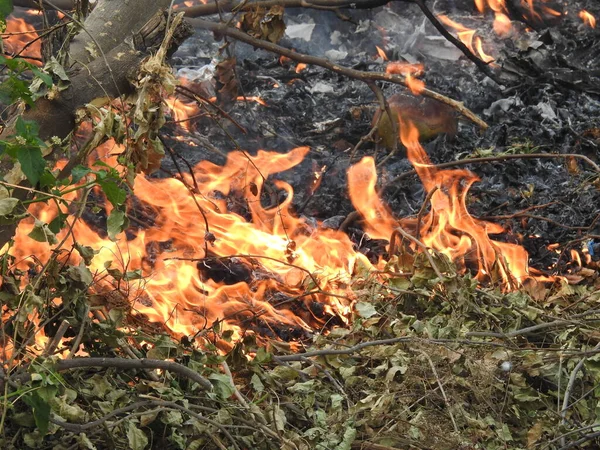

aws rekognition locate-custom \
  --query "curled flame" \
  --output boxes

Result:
[579,10,596,28]
[375,46,388,61]
[438,15,496,64]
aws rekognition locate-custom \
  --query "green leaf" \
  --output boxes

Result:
[107,208,127,240]
[71,165,91,183]
[0,197,19,216]
[355,301,378,319]
[250,373,264,393]
[127,422,148,450]
[98,179,127,206]
[31,66,53,87]
[48,210,67,234]
[28,219,58,244]
[38,169,57,189]
[0,0,13,20]
[17,146,46,186]
[74,243,96,265]
[208,373,236,399]
[66,262,94,285]
[23,391,52,435]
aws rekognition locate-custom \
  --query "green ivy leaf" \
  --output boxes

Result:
[98,179,127,207]
[22,390,52,435]
[28,219,58,244]
[107,208,127,240]
[17,146,46,186]
[126,422,148,450]
[0,197,19,216]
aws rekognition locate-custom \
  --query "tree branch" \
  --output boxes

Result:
[56,357,213,390]
[188,17,488,129]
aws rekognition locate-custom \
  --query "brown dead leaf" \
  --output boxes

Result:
[214,57,239,106]
[526,421,543,448]
[241,6,286,43]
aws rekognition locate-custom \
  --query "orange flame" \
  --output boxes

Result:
[385,62,424,76]
[295,63,307,73]
[350,118,536,287]
[438,15,495,63]
[472,0,513,36]
[3,14,42,65]
[8,145,368,344]
[399,118,534,285]
[406,74,425,95]
[375,46,388,61]
[579,10,596,28]
[165,97,200,131]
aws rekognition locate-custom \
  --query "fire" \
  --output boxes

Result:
[385,62,424,76]
[406,74,425,96]
[579,10,596,28]
[438,15,495,64]
[165,94,267,130]
[474,0,562,33]
[8,145,366,345]
[349,118,533,287]
[375,46,388,61]
[3,14,42,65]
[384,62,425,95]
[474,0,513,35]
[295,63,307,73]
[165,97,200,131]
[4,109,560,356]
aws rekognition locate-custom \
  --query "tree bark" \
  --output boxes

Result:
[0,0,192,251]
[68,0,172,64]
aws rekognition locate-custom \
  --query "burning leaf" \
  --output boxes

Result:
[373,92,457,150]
[241,6,286,44]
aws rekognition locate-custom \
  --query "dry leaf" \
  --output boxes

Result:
[241,6,286,43]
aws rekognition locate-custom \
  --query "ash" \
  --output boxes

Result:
[164,0,600,274]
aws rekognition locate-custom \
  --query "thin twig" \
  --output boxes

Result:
[415,186,438,240]
[384,153,600,190]
[466,319,582,339]
[56,357,212,390]
[409,0,501,84]
[393,226,445,280]
[187,17,487,129]
[418,350,459,434]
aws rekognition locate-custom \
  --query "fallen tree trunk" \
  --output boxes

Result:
[0,0,192,250]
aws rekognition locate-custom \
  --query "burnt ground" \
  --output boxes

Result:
[164,1,598,275]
